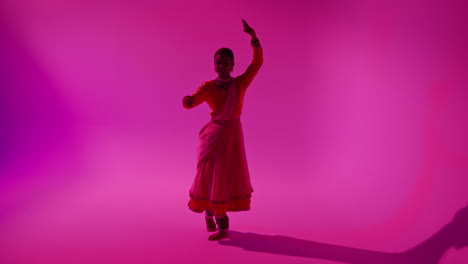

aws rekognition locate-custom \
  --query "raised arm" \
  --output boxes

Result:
[239,19,263,89]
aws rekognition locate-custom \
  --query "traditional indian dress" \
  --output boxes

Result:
[184,43,263,216]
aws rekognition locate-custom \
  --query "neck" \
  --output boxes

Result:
[217,76,232,82]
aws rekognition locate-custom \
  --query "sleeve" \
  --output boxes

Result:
[184,82,207,109]
[238,42,263,90]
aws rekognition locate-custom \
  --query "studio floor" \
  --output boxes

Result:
[1,130,467,264]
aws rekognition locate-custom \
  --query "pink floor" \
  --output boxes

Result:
[1,128,467,264]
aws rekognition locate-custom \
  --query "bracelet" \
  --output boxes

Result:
[251,38,260,46]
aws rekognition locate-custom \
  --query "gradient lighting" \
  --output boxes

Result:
[1,1,467,264]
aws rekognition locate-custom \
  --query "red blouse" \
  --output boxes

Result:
[184,45,263,119]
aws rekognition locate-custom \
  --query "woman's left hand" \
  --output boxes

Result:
[242,19,256,37]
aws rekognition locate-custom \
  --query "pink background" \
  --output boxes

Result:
[1,0,467,263]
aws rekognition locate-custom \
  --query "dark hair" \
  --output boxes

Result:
[214,48,234,63]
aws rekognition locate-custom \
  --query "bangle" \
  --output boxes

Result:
[251,38,260,46]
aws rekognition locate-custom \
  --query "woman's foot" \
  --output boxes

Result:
[205,211,217,232]
[208,231,228,241]
[208,215,229,240]
[205,217,217,232]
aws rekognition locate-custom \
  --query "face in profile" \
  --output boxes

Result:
[214,55,234,79]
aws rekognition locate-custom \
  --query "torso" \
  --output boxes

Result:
[205,78,246,119]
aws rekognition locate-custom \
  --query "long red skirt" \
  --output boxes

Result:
[188,118,253,215]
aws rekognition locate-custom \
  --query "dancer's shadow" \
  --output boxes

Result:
[219,205,468,264]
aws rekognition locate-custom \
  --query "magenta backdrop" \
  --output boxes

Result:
[1,0,467,263]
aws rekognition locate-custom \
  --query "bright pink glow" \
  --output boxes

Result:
[1,0,467,263]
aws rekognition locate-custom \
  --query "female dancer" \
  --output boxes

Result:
[182,19,263,240]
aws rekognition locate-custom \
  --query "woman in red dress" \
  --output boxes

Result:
[182,19,263,241]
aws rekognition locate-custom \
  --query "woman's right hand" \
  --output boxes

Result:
[183,96,193,108]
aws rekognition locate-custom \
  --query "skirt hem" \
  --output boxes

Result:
[188,197,251,215]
